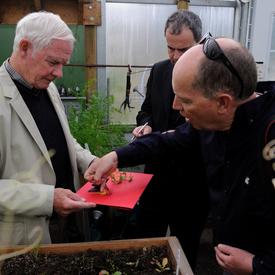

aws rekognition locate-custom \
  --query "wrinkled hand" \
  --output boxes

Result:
[84,152,118,191]
[215,244,254,275]
[53,188,96,217]
[132,125,152,137]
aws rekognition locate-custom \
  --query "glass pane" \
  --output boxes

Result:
[271,15,275,50]
[106,4,235,124]
[268,15,275,80]
[268,52,275,81]
[190,6,234,37]
[106,3,176,124]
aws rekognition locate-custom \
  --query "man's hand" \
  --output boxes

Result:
[53,188,96,217]
[132,125,152,137]
[84,151,118,191]
[215,244,254,275]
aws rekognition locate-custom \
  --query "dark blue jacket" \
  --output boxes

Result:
[116,91,275,275]
[136,59,185,131]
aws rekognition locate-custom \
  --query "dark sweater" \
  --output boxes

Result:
[14,80,74,192]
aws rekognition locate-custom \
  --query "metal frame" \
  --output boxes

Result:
[191,0,237,7]
[106,0,175,3]
[106,0,237,7]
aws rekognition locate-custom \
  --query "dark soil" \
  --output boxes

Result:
[1,246,176,275]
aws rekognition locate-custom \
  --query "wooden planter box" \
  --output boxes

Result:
[0,237,193,275]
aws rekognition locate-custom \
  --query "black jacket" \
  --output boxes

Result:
[136,59,185,131]
[116,91,275,275]
[134,60,208,269]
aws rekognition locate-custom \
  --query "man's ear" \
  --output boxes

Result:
[18,39,32,56]
[216,93,234,114]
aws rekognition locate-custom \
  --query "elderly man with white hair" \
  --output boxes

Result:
[0,11,97,245]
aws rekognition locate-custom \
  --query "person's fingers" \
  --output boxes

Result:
[217,244,232,254]
[70,200,96,209]
[215,246,227,269]
[92,152,118,181]
[85,172,95,182]
[132,127,140,136]
[84,158,101,180]
[67,190,86,201]
[142,126,152,135]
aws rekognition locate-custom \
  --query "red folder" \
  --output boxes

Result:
[77,172,153,209]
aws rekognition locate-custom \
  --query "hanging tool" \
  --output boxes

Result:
[120,65,135,111]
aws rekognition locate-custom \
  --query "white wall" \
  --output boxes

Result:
[250,0,275,80]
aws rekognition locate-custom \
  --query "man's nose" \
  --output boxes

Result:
[173,50,183,62]
[52,64,63,78]
[172,96,182,110]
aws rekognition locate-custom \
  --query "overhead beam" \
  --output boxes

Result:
[0,0,81,24]
[106,0,175,4]
[190,0,237,7]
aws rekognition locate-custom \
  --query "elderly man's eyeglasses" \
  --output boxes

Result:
[199,32,244,99]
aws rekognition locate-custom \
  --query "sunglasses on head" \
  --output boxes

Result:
[199,32,244,99]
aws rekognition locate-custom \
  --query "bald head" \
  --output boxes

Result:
[173,37,257,101]
[172,44,203,96]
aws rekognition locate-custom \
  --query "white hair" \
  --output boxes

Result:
[13,11,75,53]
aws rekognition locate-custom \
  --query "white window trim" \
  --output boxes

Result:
[266,12,275,80]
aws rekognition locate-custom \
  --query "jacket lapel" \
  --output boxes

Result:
[10,93,54,168]
[0,64,53,169]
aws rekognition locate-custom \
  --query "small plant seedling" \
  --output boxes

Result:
[126,258,139,268]
[98,270,122,275]
[151,257,170,273]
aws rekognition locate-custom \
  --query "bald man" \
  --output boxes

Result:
[85,35,275,274]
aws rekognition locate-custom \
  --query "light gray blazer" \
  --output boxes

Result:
[0,63,96,245]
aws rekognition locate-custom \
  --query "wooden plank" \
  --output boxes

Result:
[43,0,79,24]
[33,0,42,11]
[0,0,32,24]
[84,25,97,97]
[0,4,4,24]
[0,0,80,24]
[0,237,168,254]
[83,1,101,26]
[168,236,194,275]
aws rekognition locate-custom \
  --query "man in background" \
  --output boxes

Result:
[130,10,209,270]
[0,11,97,245]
